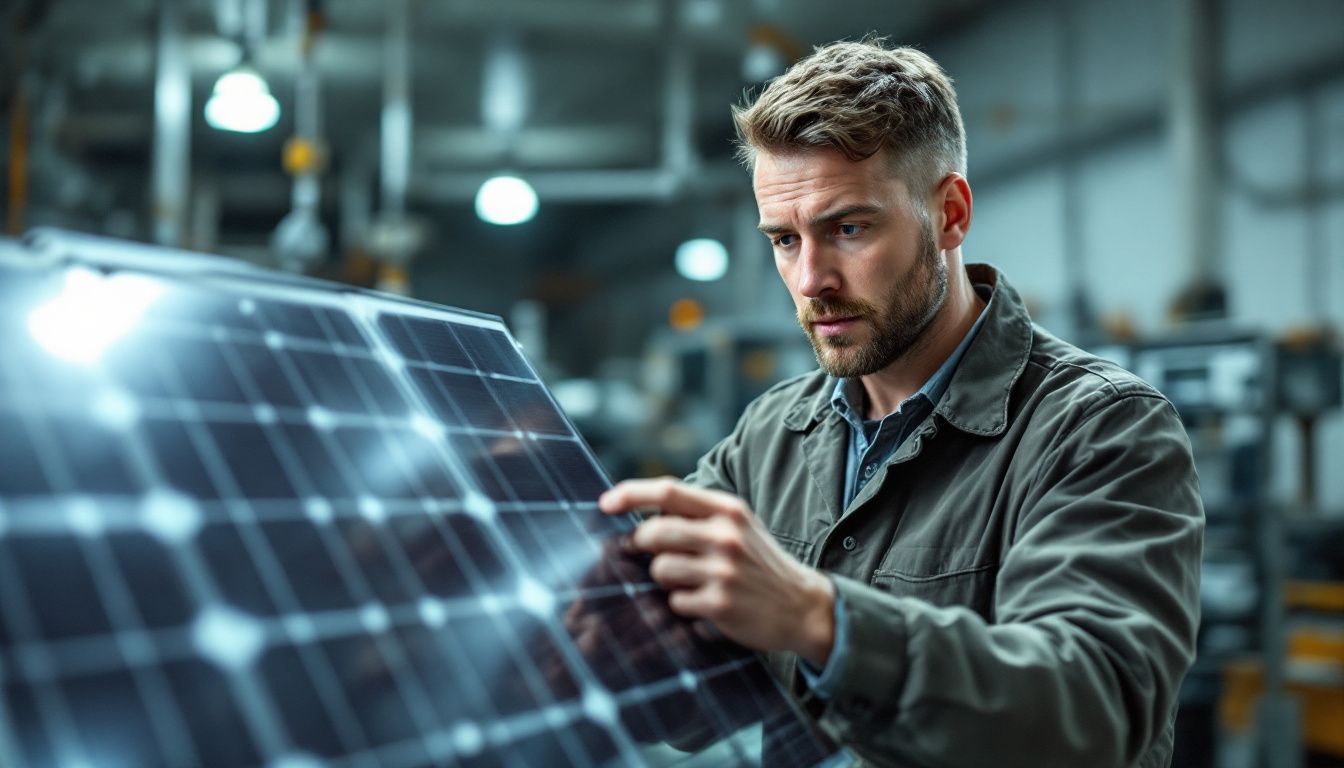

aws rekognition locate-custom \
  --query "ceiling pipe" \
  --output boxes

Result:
[410,0,747,205]
[368,0,423,292]
[151,0,191,247]
[1057,0,1097,343]
[659,0,696,183]
[1167,0,1226,319]
[6,9,32,236]
[379,0,411,218]
[271,0,330,271]
[339,150,374,254]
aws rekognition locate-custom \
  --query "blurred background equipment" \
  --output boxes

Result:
[1,0,1343,765]
[1103,329,1344,768]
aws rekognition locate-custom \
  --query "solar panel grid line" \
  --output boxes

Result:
[138,318,395,766]
[1,384,603,490]
[302,325,607,768]
[199,292,535,766]
[4,583,656,689]
[8,622,188,684]
[151,320,372,368]
[14,294,567,768]
[240,291,639,763]
[400,354,539,387]
[0,352,227,766]
[124,398,321,762]
[58,525,203,762]
[352,310,774,763]
[0,495,571,537]
[340,697,592,768]
[0,357,181,763]
[0,542,93,767]
[100,344,368,768]
[0,674,16,768]
[343,306,659,767]
[338,297,779,763]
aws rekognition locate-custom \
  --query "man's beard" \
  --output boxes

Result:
[797,220,948,378]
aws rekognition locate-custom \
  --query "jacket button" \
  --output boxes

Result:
[842,536,857,551]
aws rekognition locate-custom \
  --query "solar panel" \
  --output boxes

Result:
[0,230,837,768]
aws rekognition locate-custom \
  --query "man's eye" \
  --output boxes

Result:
[774,234,798,247]
[838,224,863,236]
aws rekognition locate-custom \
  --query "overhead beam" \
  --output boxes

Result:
[971,52,1344,191]
[416,125,653,168]
[409,164,746,204]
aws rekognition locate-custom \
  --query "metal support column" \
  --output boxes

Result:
[152,0,191,247]
[1169,0,1224,297]
[380,0,411,219]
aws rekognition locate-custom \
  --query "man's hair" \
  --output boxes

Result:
[732,37,967,200]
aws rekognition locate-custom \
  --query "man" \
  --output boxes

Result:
[598,39,1203,767]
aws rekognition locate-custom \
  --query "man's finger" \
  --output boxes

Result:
[666,584,727,622]
[648,552,712,589]
[598,478,743,520]
[631,515,716,554]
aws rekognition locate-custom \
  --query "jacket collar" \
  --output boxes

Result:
[782,264,1032,437]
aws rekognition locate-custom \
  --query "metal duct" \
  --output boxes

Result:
[151,0,191,247]
[410,0,729,205]
[380,0,411,218]
[272,0,330,272]
[1168,0,1224,306]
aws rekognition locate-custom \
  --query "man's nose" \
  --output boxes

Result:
[796,241,840,299]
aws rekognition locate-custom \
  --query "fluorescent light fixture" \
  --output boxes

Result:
[204,65,281,133]
[475,175,538,226]
[27,269,166,365]
[675,238,729,281]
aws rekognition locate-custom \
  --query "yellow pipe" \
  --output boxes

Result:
[6,37,29,236]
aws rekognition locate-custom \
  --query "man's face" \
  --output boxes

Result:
[754,149,948,378]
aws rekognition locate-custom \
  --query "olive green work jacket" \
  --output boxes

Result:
[686,265,1204,768]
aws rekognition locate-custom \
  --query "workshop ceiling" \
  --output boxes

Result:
[1,0,992,350]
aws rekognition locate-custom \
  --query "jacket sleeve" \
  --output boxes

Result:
[813,393,1204,768]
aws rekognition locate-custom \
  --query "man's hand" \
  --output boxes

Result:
[598,478,836,668]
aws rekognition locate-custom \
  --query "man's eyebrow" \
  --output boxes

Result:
[757,203,883,235]
[812,203,883,226]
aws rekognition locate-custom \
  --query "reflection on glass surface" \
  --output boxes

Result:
[26,268,165,365]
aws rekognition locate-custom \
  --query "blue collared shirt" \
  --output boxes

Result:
[802,296,989,697]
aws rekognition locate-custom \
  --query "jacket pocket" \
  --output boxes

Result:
[870,547,998,620]
[769,530,814,564]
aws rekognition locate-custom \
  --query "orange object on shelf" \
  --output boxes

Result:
[1219,581,1344,758]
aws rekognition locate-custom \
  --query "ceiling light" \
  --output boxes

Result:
[475,175,538,226]
[675,238,729,281]
[204,65,281,133]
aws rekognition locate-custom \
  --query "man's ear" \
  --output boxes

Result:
[933,173,972,251]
